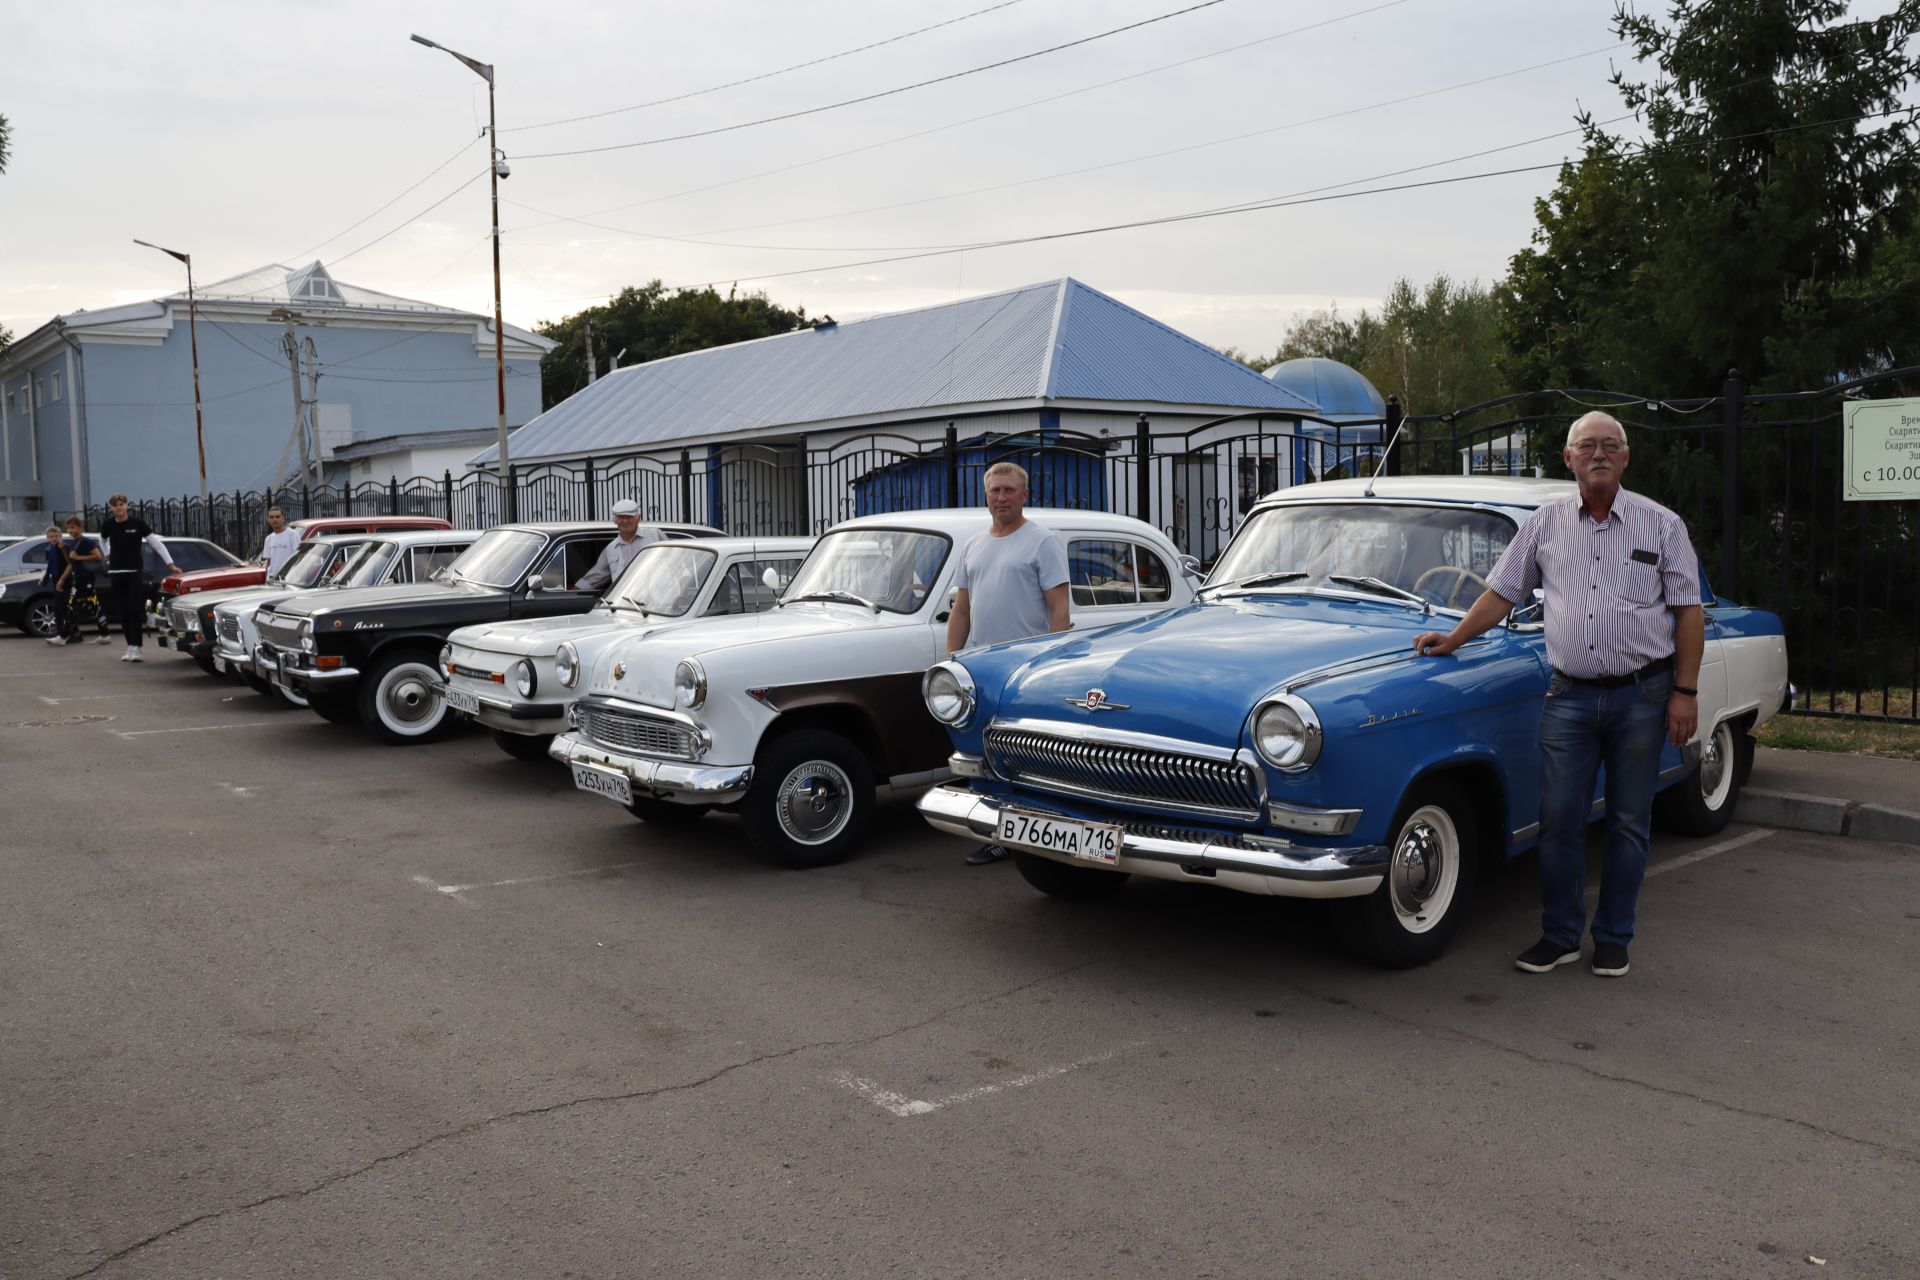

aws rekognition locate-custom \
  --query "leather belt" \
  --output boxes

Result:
[1553,655,1674,689]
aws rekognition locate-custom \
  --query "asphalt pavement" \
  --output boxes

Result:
[2,633,1916,1279]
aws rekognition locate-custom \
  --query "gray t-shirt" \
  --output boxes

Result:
[953,520,1069,648]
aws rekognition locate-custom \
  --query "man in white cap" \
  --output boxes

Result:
[576,499,662,592]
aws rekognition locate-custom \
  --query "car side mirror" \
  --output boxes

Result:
[1509,588,1546,629]
[936,583,960,623]
[1178,554,1203,579]
[525,572,546,593]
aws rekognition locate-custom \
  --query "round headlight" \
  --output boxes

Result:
[673,658,707,709]
[922,661,976,726]
[439,643,453,674]
[514,658,536,699]
[555,641,578,689]
[1254,695,1322,770]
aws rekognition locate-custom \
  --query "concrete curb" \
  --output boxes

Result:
[1734,789,1920,845]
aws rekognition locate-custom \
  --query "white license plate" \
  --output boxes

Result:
[444,686,481,715]
[211,654,226,672]
[998,809,1122,865]
[571,763,633,806]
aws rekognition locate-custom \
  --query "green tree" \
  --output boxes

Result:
[0,111,11,174]
[538,281,808,408]
[1500,0,1920,392]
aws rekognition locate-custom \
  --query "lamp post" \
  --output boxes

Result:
[411,33,513,519]
[133,238,210,509]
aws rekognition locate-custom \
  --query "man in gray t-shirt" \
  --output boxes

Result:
[945,461,1070,863]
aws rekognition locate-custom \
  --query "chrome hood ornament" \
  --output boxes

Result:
[1066,688,1128,712]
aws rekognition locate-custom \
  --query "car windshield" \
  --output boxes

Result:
[605,544,717,616]
[1205,503,1518,609]
[445,529,545,588]
[781,529,950,614]
[274,542,336,588]
[337,542,400,588]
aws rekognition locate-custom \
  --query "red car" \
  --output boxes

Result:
[161,516,455,597]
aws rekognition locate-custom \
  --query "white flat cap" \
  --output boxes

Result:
[610,499,641,517]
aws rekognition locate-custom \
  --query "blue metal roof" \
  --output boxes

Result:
[1265,357,1386,419]
[474,279,1317,465]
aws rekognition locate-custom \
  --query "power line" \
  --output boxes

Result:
[503,0,1413,234]
[327,168,490,269]
[517,0,1235,161]
[509,0,1032,133]
[502,42,1624,254]
[288,137,484,261]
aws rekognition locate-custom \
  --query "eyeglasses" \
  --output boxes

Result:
[1570,439,1627,456]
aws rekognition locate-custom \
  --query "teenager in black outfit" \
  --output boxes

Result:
[97,493,181,663]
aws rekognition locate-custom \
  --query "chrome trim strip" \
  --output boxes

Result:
[1266,799,1362,836]
[549,733,753,803]
[1511,822,1540,842]
[984,719,1267,820]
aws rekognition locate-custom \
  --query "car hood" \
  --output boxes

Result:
[172,582,292,613]
[274,580,479,619]
[985,595,1440,747]
[453,607,680,657]
[595,602,909,705]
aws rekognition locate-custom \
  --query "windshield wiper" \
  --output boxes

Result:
[1201,570,1309,596]
[1328,575,1433,613]
[784,589,880,612]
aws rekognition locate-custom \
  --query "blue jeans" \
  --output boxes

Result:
[1537,668,1671,948]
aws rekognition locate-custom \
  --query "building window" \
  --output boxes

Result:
[50,372,63,401]
[4,389,12,413]
[34,380,45,408]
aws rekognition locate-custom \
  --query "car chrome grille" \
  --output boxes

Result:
[984,726,1265,819]
[217,613,242,643]
[576,705,697,760]
[256,613,302,650]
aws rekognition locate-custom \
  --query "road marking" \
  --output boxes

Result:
[219,782,257,798]
[1645,827,1775,878]
[837,1044,1138,1118]
[412,860,649,899]
[114,721,285,738]
[39,692,182,704]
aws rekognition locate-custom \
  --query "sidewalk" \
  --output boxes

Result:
[1737,745,1920,844]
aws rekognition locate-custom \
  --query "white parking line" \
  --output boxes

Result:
[1644,827,1776,878]
[837,1044,1138,1118]
[412,860,650,900]
[39,693,182,704]
[114,721,285,738]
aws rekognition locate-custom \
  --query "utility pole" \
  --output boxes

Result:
[133,239,210,507]
[274,310,306,489]
[300,336,321,489]
[583,314,596,385]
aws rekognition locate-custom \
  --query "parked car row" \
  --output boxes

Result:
[135,477,1790,967]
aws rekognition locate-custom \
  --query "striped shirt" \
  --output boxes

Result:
[1485,488,1700,679]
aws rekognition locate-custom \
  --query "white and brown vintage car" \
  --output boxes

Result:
[549,508,1199,866]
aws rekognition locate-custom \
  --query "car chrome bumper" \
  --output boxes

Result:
[439,685,568,725]
[256,642,360,685]
[916,784,1387,899]
[549,732,753,804]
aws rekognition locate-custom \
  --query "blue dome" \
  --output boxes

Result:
[1265,357,1386,419]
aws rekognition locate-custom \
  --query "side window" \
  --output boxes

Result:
[536,537,611,589]
[704,557,804,616]
[1133,544,1172,603]
[1067,539,1137,607]
[387,552,414,584]
[24,543,49,566]
[324,541,368,581]
[177,543,225,570]
[415,546,464,580]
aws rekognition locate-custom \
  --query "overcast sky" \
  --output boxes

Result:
[1,0,1723,355]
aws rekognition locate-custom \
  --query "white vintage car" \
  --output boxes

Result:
[441,536,815,760]
[549,508,1199,866]
[212,529,479,706]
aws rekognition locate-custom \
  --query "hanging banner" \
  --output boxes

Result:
[1844,397,1920,502]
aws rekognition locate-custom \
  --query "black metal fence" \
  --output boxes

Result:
[90,369,1919,723]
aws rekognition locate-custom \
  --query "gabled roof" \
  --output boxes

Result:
[473,278,1317,465]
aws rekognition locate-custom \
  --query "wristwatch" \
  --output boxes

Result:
[1673,685,1698,696]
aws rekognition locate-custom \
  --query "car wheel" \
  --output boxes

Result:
[306,689,359,724]
[1653,718,1748,838]
[490,728,554,762]
[23,595,59,638]
[627,796,712,826]
[193,649,219,677]
[1338,779,1479,969]
[742,729,874,868]
[357,650,451,744]
[1012,850,1129,900]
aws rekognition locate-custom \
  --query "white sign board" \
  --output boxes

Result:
[1844,398,1920,502]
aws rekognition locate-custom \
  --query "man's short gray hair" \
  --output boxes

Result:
[983,460,1029,488]
[1565,411,1628,449]
[267,506,285,518]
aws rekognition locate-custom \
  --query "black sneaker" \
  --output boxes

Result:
[1591,941,1630,977]
[1514,939,1581,973]
[965,843,1009,865]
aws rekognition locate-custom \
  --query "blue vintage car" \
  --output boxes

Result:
[916,476,1790,967]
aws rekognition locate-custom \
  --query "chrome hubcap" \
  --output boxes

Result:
[1387,804,1459,933]
[776,761,852,844]
[383,667,441,730]
[28,602,57,633]
[1390,821,1442,914]
[1700,723,1733,808]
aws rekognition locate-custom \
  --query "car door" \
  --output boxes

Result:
[509,534,612,619]
[1062,535,1182,631]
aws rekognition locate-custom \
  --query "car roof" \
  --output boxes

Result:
[1263,475,1574,509]
[342,528,483,547]
[490,520,724,535]
[827,507,1175,540]
[291,516,453,530]
[651,535,813,554]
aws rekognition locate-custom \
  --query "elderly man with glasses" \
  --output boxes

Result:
[1412,412,1704,978]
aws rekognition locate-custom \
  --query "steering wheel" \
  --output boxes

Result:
[1412,564,1491,610]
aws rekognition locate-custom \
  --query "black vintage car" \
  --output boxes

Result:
[252,522,717,743]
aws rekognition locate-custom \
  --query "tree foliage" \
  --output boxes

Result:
[537,281,808,409]
[0,111,11,175]
[1500,0,1920,392]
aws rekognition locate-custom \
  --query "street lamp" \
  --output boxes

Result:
[133,238,210,509]
[411,33,513,520]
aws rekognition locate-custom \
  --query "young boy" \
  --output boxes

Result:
[37,526,71,645]
[54,515,104,644]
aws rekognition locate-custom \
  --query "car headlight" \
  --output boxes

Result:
[555,641,579,689]
[514,658,536,699]
[673,658,706,709]
[439,643,453,674]
[922,661,976,726]
[296,617,315,652]
[1253,695,1323,771]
